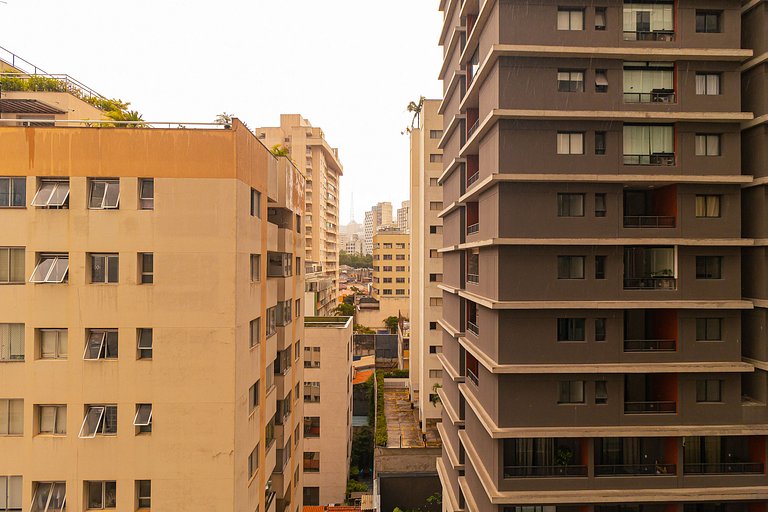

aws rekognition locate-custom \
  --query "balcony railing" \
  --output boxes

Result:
[624,401,676,414]
[504,465,588,478]
[623,153,676,166]
[467,273,479,284]
[467,223,479,235]
[467,321,479,336]
[684,462,765,474]
[467,171,480,188]
[624,339,676,352]
[595,463,676,476]
[623,91,676,103]
[623,277,677,290]
[467,119,480,139]
[623,30,675,41]
[467,367,479,385]
[624,216,676,228]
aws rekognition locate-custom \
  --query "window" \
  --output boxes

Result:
[595,381,608,404]
[695,134,721,156]
[133,403,152,434]
[595,318,607,341]
[266,252,292,277]
[137,328,152,359]
[296,214,301,233]
[295,299,301,319]
[248,445,259,478]
[695,195,721,218]
[429,273,443,282]
[39,329,67,360]
[696,318,722,341]
[139,179,154,210]
[429,297,443,306]
[396,277,406,283]
[396,289,406,295]
[557,193,585,217]
[29,254,68,283]
[696,73,721,95]
[429,345,443,354]
[30,482,66,512]
[303,487,320,506]
[0,247,24,285]
[277,300,293,326]
[250,254,261,282]
[296,257,301,274]
[83,329,118,360]
[266,306,276,338]
[304,382,320,403]
[88,179,120,209]
[557,256,585,279]
[383,277,392,283]
[302,346,317,368]
[136,481,151,509]
[429,130,443,139]
[622,125,674,165]
[595,69,608,93]
[37,405,66,435]
[429,154,443,163]
[429,369,443,378]
[90,253,119,284]
[250,188,261,217]
[429,322,437,330]
[87,481,116,509]
[0,400,23,435]
[303,416,320,438]
[429,225,442,234]
[595,132,606,154]
[696,380,722,402]
[465,352,479,384]
[557,318,585,342]
[557,132,584,154]
[595,193,606,216]
[557,70,584,92]
[303,452,320,472]
[249,381,260,412]
[31,179,69,208]
[396,266,406,272]
[696,256,722,279]
[0,324,24,361]
[429,201,443,211]
[430,249,442,259]
[78,405,117,437]
[595,255,606,279]
[430,178,440,186]
[595,7,606,29]
[139,253,153,284]
[696,10,721,33]
[383,254,392,261]
[383,266,392,272]
[557,7,584,30]
[558,381,585,404]
[0,476,22,511]
[0,177,25,208]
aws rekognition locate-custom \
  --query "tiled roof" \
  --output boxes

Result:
[353,369,374,385]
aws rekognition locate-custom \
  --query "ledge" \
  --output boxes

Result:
[438,200,463,219]
[437,352,465,383]
[438,318,464,338]
[439,25,467,80]
[437,421,464,470]
[457,474,480,511]
[438,283,460,295]
[437,156,465,185]
[743,113,768,131]
[436,456,464,512]
[437,387,465,427]
[741,51,767,72]
[459,0,497,67]
[438,71,467,115]
[437,113,465,150]
[438,0,460,46]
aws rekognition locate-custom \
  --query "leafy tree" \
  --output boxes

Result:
[354,324,375,334]
[105,109,146,128]
[340,251,373,268]
[402,95,426,134]
[334,302,355,316]
[430,383,442,407]
[270,144,290,157]
[215,112,233,129]
[384,316,399,333]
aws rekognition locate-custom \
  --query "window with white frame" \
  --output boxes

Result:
[133,404,152,434]
[86,480,116,509]
[0,247,24,284]
[557,132,584,154]
[429,370,443,379]
[30,482,66,512]
[136,481,151,509]
[0,324,24,362]
[38,329,66,360]
[557,8,584,30]
[139,178,154,210]
[695,73,721,95]
[90,253,119,284]
[31,179,69,209]
[0,177,26,208]
[88,179,120,209]
[29,253,69,283]
[78,405,117,437]
[137,328,152,359]
[0,475,22,511]
[0,399,23,435]
[37,405,66,435]
[557,70,584,92]
[695,134,721,156]
[83,329,118,360]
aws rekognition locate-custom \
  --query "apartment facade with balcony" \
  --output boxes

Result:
[437,0,766,510]
[0,119,305,512]
[258,115,343,315]
[409,99,446,432]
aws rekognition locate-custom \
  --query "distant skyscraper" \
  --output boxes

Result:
[397,200,411,234]
[363,202,394,254]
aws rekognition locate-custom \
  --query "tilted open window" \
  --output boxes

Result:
[88,179,120,209]
[31,180,69,208]
[30,481,66,512]
[78,405,117,438]
[29,254,69,284]
[83,330,118,360]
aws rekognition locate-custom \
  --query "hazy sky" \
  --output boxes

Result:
[1,0,443,224]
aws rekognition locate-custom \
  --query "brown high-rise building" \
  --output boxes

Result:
[437,1,768,511]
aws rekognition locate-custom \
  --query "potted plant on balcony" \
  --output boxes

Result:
[555,446,574,475]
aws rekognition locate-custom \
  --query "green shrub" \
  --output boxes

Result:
[383,369,409,378]
[374,372,387,446]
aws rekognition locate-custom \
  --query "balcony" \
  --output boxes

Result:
[504,465,588,478]
[624,310,677,352]
[622,2,674,41]
[623,91,676,104]
[624,374,677,414]
[623,247,676,290]
[623,30,675,41]
[467,321,479,336]
[467,273,479,284]
[624,401,677,413]
[684,436,766,475]
[595,463,676,476]
[684,462,764,474]
[504,438,587,479]
[624,216,676,228]
[467,223,479,235]
[623,153,676,166]
[596,437,676,476]
[624,277,676,290]
[467,171,480,188]
[624,339,676,352]
[623,187,677,229]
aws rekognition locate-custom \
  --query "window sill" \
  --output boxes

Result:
[0,359,25,363]
[35,433,66,437]
[0,282,25,285]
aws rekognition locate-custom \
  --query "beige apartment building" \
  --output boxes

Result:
[364,202,394,255]
[257,115,343,315]
[397,200,411,234]
[0,53,305,512]
[408,99,444,432]
[301,316,353,507]
[367,229,411,327]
